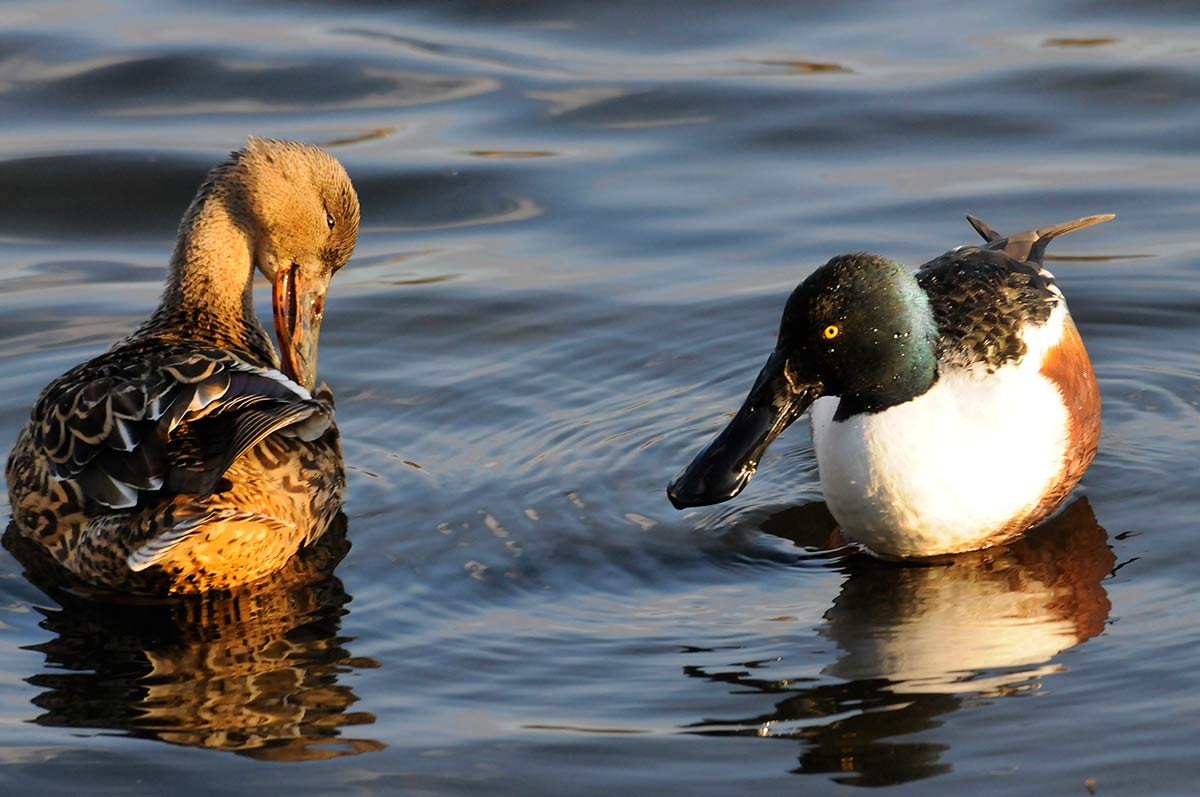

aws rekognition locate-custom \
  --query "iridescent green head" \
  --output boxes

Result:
[668,253,938,508]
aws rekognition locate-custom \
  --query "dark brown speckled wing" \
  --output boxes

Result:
[915,214,1113,372]
[915,248,1057,372]
[28,337,332,509]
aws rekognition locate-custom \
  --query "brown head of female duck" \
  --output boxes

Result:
[5,138,360,593]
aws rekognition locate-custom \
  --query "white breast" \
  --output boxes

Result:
[811,305,1071,557]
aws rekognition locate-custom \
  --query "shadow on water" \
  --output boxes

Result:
[682,498,1114,787]
[2,514,384,762]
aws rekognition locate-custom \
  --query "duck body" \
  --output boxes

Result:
[811,282,1096,557]
[668,214,1108,558]
[6,139,359,593]
[6,339,344,593]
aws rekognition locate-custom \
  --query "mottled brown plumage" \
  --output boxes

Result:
[6,138,359,593]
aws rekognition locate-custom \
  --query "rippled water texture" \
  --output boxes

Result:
[1,1,1197,794]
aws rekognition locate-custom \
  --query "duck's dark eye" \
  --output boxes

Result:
[325,211,335,230]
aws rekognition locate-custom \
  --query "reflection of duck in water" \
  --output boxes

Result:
[5,139,358,593]
[669,214,1110,557]
[5,514,383,761]
[821,498,1112,694]
[684,499,1114,787]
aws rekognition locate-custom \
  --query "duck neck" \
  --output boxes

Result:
[139,187,277,366]
[833,335,939,420]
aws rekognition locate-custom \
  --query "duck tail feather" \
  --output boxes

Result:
[1025,213,1115,263]
[964,213,1003,243]
[975,213,1115,264]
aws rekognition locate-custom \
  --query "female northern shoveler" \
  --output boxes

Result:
[5,138,359,593]
[667,213,1111,558]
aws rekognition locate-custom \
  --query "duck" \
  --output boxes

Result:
[5,138,360,593]
[667,213,1111,558]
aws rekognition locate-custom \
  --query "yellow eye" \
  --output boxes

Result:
[823,324,840,340]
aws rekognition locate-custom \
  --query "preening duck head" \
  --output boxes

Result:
[236,138,359,391]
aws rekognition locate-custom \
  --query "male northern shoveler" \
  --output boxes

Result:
[667,213,1111,558]
[5,138,359,593]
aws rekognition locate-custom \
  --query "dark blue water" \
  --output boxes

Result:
[1,1,1197,794]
